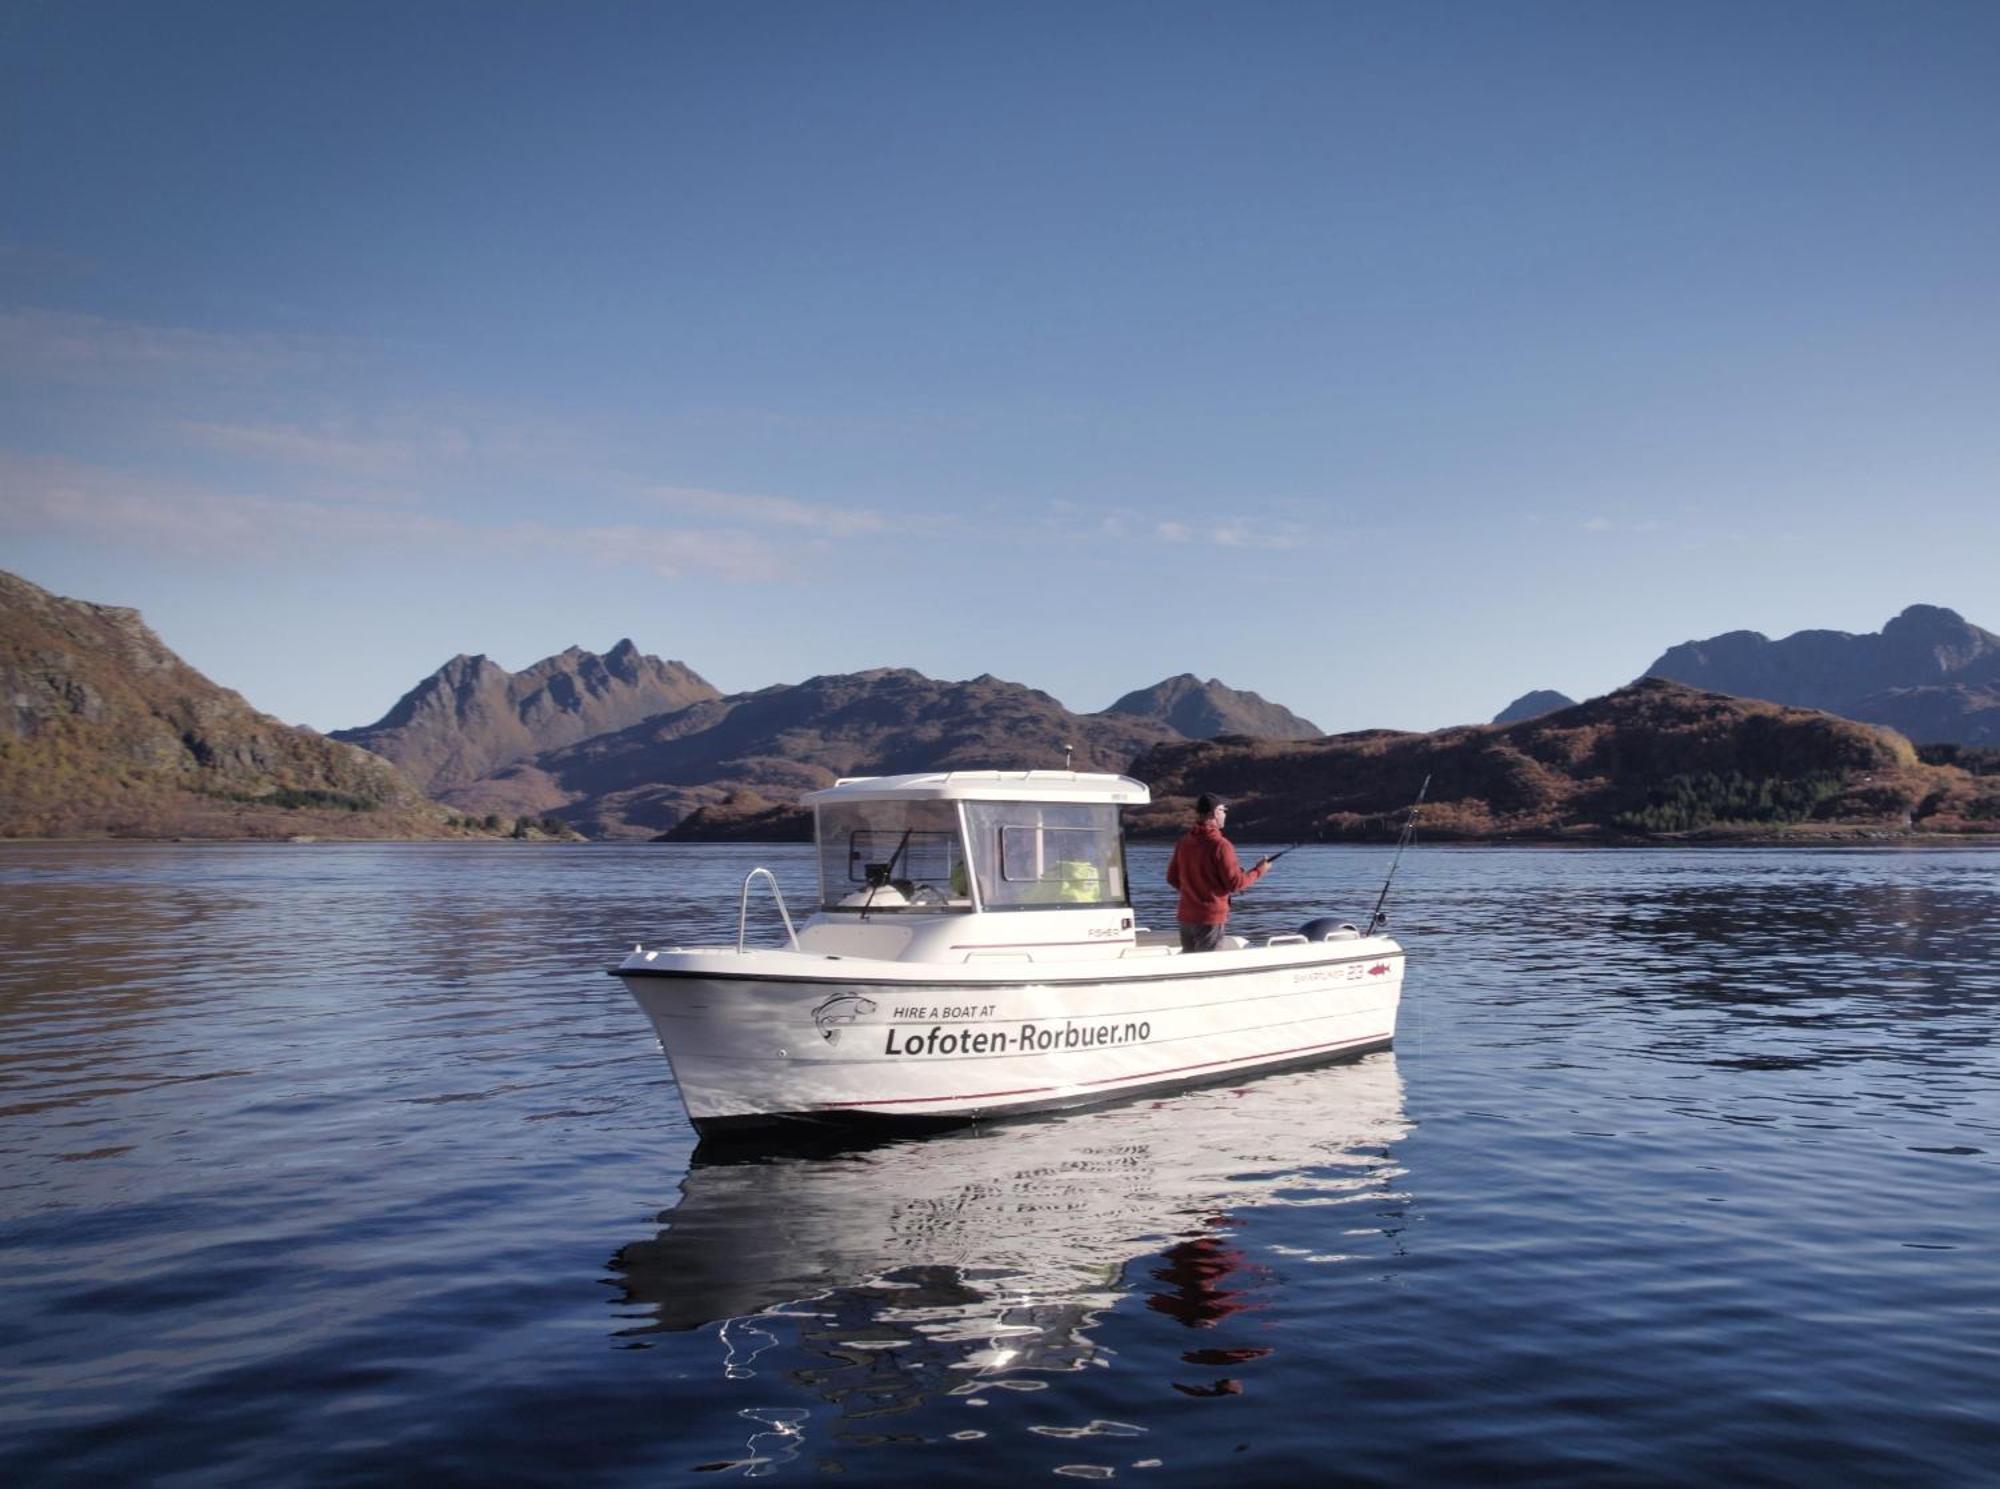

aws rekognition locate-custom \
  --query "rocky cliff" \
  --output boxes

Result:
[1124,678,1999,841]
[1644,605,2000,746]
[333,640,719,793]
[0,570,453,838]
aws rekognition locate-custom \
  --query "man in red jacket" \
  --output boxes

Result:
[1165,794,1271,953]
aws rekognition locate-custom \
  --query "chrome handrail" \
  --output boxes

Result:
[737,867,800,953]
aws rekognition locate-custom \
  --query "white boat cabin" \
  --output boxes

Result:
[795,771,1154,963]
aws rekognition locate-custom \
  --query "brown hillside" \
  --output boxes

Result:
[1126,678,2000,840]
[0,569,459,839]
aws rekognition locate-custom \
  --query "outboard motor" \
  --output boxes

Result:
[1299,916,1362,942]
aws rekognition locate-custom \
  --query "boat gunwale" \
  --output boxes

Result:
[608,945,1401,990]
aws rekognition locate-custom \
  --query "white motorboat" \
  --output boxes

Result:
[612,770,1407,1134]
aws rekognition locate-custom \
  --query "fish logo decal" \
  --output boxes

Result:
[1368,963,1392,977]
[811,992,878,1044]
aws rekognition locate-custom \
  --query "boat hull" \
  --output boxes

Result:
[616,941,1404,1133]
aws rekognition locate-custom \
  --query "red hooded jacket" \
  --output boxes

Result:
[1165,820,1266,926]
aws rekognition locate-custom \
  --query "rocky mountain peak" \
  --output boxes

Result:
[335,642,721,793]
[1880,604,1995,675]
[1890,603,1966,628]
[1100,674,1321,741]
[436,652,502,684]
[1643,604,2000,746]
[1493,689,1578,725]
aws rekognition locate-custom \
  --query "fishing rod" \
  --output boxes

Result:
[1226,837,1314,904]
[1366,774,1431,935]
[1265,840,1308,865]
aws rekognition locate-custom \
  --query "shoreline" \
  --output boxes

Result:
[4,831,1996,850]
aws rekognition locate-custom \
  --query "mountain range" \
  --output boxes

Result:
[1641,605,2000,747]
[6,563,1996,843]
[438,668,1183,839]
[324,652,1329,840]
[331,641,718,793]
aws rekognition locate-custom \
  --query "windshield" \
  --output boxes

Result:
[815,800,972,913]
[963,801,1127,910]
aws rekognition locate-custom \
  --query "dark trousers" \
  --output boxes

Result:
[1178,921,1226,953]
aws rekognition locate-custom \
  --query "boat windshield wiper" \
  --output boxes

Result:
[859,828,914,918]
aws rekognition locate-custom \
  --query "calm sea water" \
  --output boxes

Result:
[1,841,1996,1486]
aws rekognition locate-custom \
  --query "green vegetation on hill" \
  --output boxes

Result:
[1610,771,1849,834]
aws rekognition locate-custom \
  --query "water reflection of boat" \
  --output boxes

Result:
[608,1053,1411,1402]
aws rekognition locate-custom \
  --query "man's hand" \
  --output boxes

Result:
[1253,856,1271,873]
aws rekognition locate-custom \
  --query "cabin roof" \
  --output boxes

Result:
[800,770,1151,807]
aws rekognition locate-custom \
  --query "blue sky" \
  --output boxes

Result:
[3,1,1996,735]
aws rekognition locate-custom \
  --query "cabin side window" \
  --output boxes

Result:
[963,802,1127,910]
[815,800,971,912]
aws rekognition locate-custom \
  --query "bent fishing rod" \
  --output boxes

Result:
[1366,774,1431,934]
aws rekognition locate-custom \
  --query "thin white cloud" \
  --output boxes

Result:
[173,419,478,478]
[0,451,455,557]
[1211,521,1305,550]
[0,451,791,580]
[0,307,355,386]
[1051,502,1304,551]
[519,522,788,582]
[1581,516,1665,535]
[641,483,886,536]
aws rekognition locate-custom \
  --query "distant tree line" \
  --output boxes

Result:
[1613,771,1849,834]
[1917,743,2000,776]
[239,787,378,812]
[445,812,572,837]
